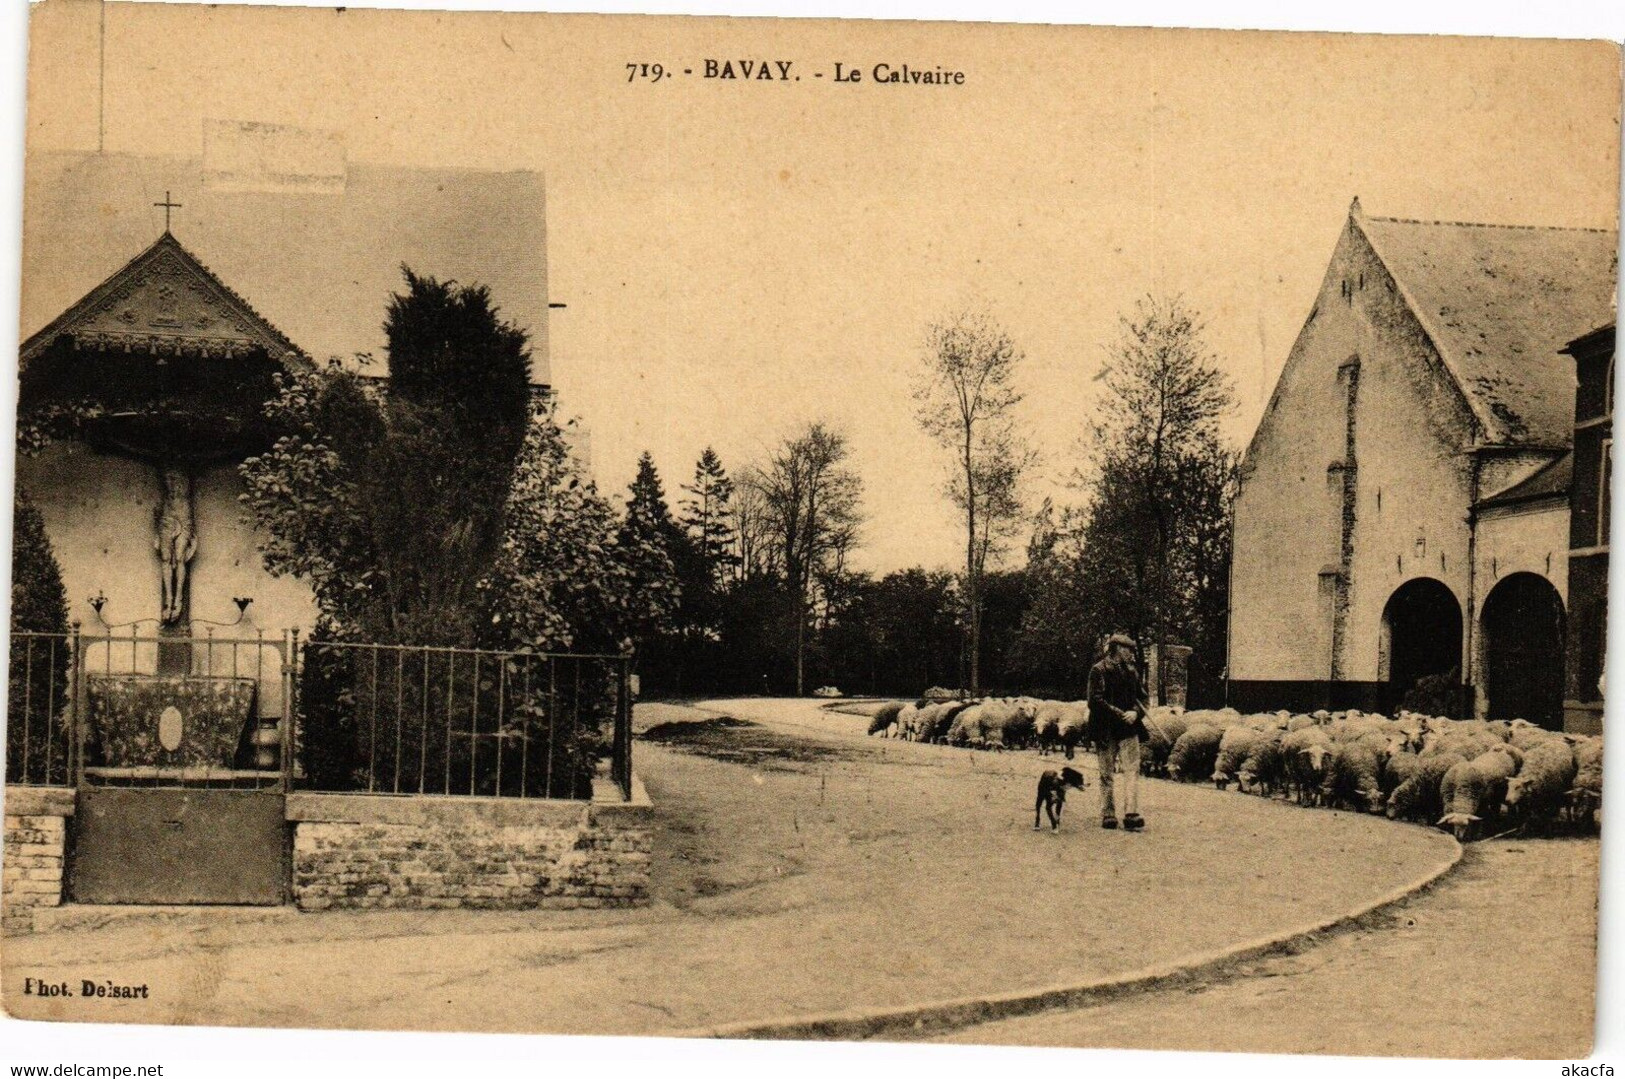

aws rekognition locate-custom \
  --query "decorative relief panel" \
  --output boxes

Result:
[21,234,307,369]
[73,253,260,355]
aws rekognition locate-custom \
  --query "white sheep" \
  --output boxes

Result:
[1055,702,1089,760]
[1236,731,1286,795]
[1502,738,1577,823]
[1387,751,1464,823]
[1212,726,1265,789]
[1281,725,1333,806]
[1168,723,1223,782]
[1321,734,1389,813]
[1567,737,1603,826]
[1438,746,1521,839]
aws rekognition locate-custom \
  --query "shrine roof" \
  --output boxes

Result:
[20,230,310,368]
[21,153,550,386]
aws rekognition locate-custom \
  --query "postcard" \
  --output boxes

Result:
[3,0,1618,1060]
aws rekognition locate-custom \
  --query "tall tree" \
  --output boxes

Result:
[10,489,68,636]
[242,268,533,646]
[384,267,531,470]
[1080,295,1237,702]
[1009,504,1091,690]
[914,304,1031,694]
[487,407,677,654]
[242,272,665,794]
[8,488,71,783]
[680,447,740,585]
[618,453,687,658]
[1027,497,1062,566]
[867,568,963,693]
[752,422,864,695]
[728,472,775,581]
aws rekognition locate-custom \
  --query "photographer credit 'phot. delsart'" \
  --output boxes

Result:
[2,0,1618,1060]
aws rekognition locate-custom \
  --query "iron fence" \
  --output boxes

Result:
[6,631,74,786]
[4,630,632,801]
[296,641,633,801]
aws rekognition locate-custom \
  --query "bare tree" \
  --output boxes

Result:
[729,469,775,582]
[914,305,1031,694]
[1082,294,1236,697]
[753,421,864,695]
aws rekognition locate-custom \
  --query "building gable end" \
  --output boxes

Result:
[1350,215,1498,445]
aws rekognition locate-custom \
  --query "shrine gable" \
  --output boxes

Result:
[20,232,309,369]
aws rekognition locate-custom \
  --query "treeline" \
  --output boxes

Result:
[629,296,1238,706]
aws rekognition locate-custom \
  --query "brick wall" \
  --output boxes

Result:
[286,777,653,911]
[2,787,73,934]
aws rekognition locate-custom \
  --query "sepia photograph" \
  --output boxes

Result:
[1,0,1620,1072]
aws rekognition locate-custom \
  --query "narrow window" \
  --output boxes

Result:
[1602,437,1613,546]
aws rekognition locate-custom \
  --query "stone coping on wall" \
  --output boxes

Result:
[2,785,77,818]
[0,777,653,824]
[284,772,652,827]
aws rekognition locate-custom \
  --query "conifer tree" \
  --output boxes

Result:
[8,488,70,783]
[618,453,687,649]
[680,447,740,585]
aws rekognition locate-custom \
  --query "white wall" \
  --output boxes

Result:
[1231,230,1349,683]
[1336,226,1478,684]
[20,441,162,632]
[17,441,318,718]
[1232,215,1480,686]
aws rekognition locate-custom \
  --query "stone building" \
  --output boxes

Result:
[1562,323,1613,733]
[1229,199,1616,730]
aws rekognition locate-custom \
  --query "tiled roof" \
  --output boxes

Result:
[1476,451,1573,510]
[1356,209,1618,447]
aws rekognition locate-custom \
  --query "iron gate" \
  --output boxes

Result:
[65,629,297,905]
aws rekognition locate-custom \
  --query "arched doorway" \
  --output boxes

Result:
[1481,573,1566,728]
[1382,578,1463,715]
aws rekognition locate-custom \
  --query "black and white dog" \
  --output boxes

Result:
[1034,766,1087,830]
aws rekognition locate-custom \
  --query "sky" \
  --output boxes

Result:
[19,1,1623,573]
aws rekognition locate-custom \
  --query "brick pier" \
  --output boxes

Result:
[2,787,73,934]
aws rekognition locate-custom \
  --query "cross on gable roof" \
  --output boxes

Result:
[1352,202,1618,448]
[20,231,311,370]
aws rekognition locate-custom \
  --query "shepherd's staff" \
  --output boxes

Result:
[1134,704,1170,742]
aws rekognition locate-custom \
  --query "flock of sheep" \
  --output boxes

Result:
[870,697,1089,756]
[865,697,1603,840]
[1145,707,1603,840]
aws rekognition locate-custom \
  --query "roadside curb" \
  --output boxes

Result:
[677,831,1465,1042]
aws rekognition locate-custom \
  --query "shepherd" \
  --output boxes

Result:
[1089,633,1150,831]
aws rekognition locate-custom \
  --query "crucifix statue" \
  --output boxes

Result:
[154,465,196,626]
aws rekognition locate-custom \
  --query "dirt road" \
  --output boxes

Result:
[931,838,1598,1057]
[3,699,1470,1040]
[711,699,1601,1057]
